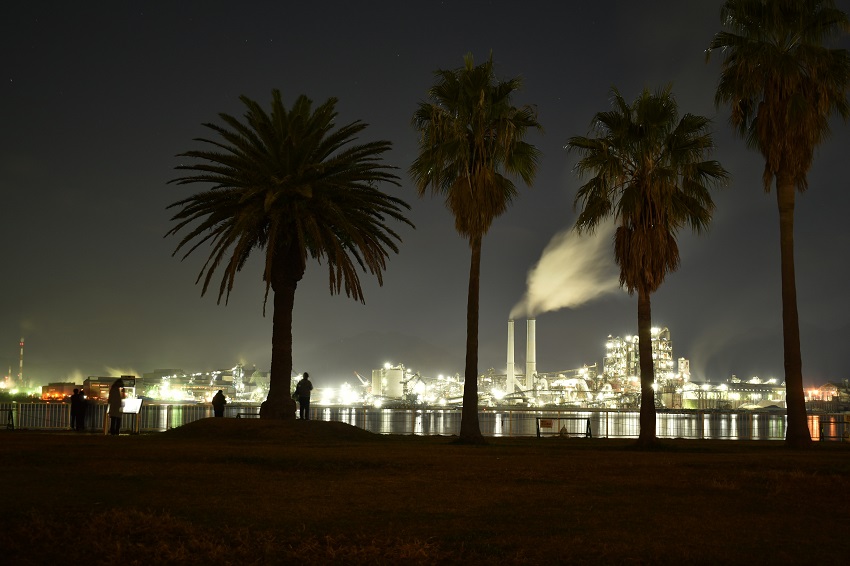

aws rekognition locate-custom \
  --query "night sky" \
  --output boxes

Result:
[3,1,849,389]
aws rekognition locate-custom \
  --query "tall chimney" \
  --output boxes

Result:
[526,318,536,388]
[506,319,516,394]
[18,337,24,386]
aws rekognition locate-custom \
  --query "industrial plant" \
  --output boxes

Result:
[363,319,789,411]
[20,321,837,411]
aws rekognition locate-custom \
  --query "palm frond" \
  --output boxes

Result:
[167,90,413,307]
[708,0,850,190]
[410,53,542,241]
[566,87,729,295]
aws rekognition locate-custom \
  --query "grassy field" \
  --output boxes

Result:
[1,418,848,565]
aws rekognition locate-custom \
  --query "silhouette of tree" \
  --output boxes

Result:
[708,0,850,448]
[167,90,412,418]
[567,86,729,446]
[411,54,541,443]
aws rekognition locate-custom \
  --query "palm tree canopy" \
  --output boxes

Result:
[166,90,413,306]
[567,86,729,294]
[707,0,850,191]
[409,53,542,240]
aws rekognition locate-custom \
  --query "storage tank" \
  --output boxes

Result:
[372,364,405,398]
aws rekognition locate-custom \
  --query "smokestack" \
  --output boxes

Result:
[18,337,24,386]
[526,318,536,388]
[506,320,515,394]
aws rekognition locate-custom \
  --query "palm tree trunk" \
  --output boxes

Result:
[636,287,656,447]
[458,234,484,444]
[776,174,811,448]
[260,249,302,420]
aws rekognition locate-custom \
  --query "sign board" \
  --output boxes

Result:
[122,398,143,414]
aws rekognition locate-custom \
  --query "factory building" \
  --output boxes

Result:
[603,327,683,383]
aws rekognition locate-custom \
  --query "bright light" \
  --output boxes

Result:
[491,389,506,401]
[373,397,383,408]
[338,383,359,406]
[383,362,392,370]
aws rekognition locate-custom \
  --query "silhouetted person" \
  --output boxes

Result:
[212,390,227,417]
[77,391,88,431]
[71,389,88,432]
[295,372,313,420]
[70,388,83,431]
[107,378,125,435]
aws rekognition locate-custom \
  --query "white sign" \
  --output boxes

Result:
[122,398,143,414]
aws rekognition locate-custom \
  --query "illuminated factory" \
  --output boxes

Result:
[357,320,786,411]
[31,323,788,410]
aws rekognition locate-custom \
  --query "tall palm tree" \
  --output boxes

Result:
[707,0,850,448]
[167,90,413,419]
[410,53,542,444]
[567,86,729,447]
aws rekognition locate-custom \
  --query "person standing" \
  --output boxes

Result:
[295,372,313,420]
[70,388,88,432]
[70,388,82,431]
[211,390,227,417]
[107,378,125,435]
[77,391,88,432]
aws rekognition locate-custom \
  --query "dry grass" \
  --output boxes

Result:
[1,418,849,565]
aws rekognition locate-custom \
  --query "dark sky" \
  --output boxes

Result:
[3,1,849,389]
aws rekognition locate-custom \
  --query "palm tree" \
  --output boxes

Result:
[567,86,729,447]
[410,53,542,444]
[707,0,850,448]
[167,90,413,419]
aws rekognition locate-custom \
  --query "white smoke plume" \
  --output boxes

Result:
[511,221,622,318]
[104,366,142,379]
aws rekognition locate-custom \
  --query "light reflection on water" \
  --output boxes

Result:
[315,407,804,440]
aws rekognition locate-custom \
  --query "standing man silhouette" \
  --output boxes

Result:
[211,390,227,417]
[295,372,313,420]
[107,378,125,435]
[70,388,82,431]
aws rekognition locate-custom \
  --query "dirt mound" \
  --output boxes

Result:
[162,417,380,443]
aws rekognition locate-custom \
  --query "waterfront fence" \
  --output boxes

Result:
[2,402,848,441]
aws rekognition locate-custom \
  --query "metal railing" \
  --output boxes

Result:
[2,402,847,440]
